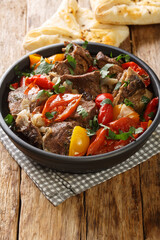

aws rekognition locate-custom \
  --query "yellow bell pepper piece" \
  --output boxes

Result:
[29,54,41,69]
[113,104,139,123]
[69,126,90,156]
[147,120,152,128]
[47,53,65,64]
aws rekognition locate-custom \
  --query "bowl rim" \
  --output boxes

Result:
[0,42,160,165]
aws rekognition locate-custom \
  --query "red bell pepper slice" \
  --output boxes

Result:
[122,62,150,87]
[143,97,158,121]
[25,75,54,89]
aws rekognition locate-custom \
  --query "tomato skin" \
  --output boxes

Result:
[11,83,19,89]
[98,104,113,125]
[25,75,54,89]
[87,66,98,73]
[95,93,113,109]
[121,62,150,87]
[87,128,107,156]
[109,117,138,133]
[42,93,82,123]
[143,97,158,121]
[19,76,26,87]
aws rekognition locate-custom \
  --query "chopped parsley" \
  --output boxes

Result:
[45,111,57,120]
[33,57,54,75]
[124,79,130,87]
[53,77,65,94]
[67,55,76,69]
[9,84,16,90]
[141,95,150,104]
[93,59,97,66]
[77,105,88,118]
[65,80,73,85]
[36,89,53,99]
[4,114,14,126]
[107,73,116,78]
[82,40,88,49]
[114,82,122,91]
[100,64,114,78]
[116,54,130,63]
[148,112,155,118]
[14,65,31,78]
[69,68,74,75]
[100,98,113,107]
[65,43,73,54]
[124,98,134,108]
[86,115,99,136]
[110,52,113,58]
[107,127,143,141]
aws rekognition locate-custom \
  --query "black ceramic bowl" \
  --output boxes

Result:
[0,42,160,173]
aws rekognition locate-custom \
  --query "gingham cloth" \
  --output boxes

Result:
[0,125,159,206]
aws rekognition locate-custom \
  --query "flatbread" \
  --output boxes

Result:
[90,0,160,25]
[23,0,129,51]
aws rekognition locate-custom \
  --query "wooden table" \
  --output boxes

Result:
[0,1,160,239]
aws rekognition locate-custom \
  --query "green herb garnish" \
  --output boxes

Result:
[141,96,150,104]
[67,55,76,69]
[110,52,113,58]
[86,115,99,136]
[93,59,97,66]
[107,73,116,78]
[124,79,130,87]
[65,43,73,54]
[114,82,122,91]
[116,54,130,63]
[107,127,143,141]
[69,68,74,75]
[100,98,113,107]
[82,40,88,49]
[100,64,114,78]
[148,112,155,118]
[124,98,134,108]
[53,77,65,94]
[4,114,14,126]
[65,80,73,85]
[36,89,53,99]
[77,105,88,118]
[9,84,16,91]
[14,65,31,78]
[45,111,57,120]
[34,57,54,75]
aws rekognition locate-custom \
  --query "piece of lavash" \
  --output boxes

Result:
[90,0,160,25]
[23,0,129,51]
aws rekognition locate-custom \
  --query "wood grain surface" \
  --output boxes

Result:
[0,0,160,239]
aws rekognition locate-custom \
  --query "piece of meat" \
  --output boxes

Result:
[16,109,42,147]
[53,42,93,75]
[96,51,122,68]
[8,86,27,117]
[113,67,152,112]
[61,71,101,100]
[42,121,78,155]
[69,98,97,126]
[8,86,49,116]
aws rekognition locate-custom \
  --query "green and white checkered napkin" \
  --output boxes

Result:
[0,125,159,206]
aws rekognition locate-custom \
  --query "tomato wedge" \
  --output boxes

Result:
[87,128,107,156]
[42,93,82,123]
